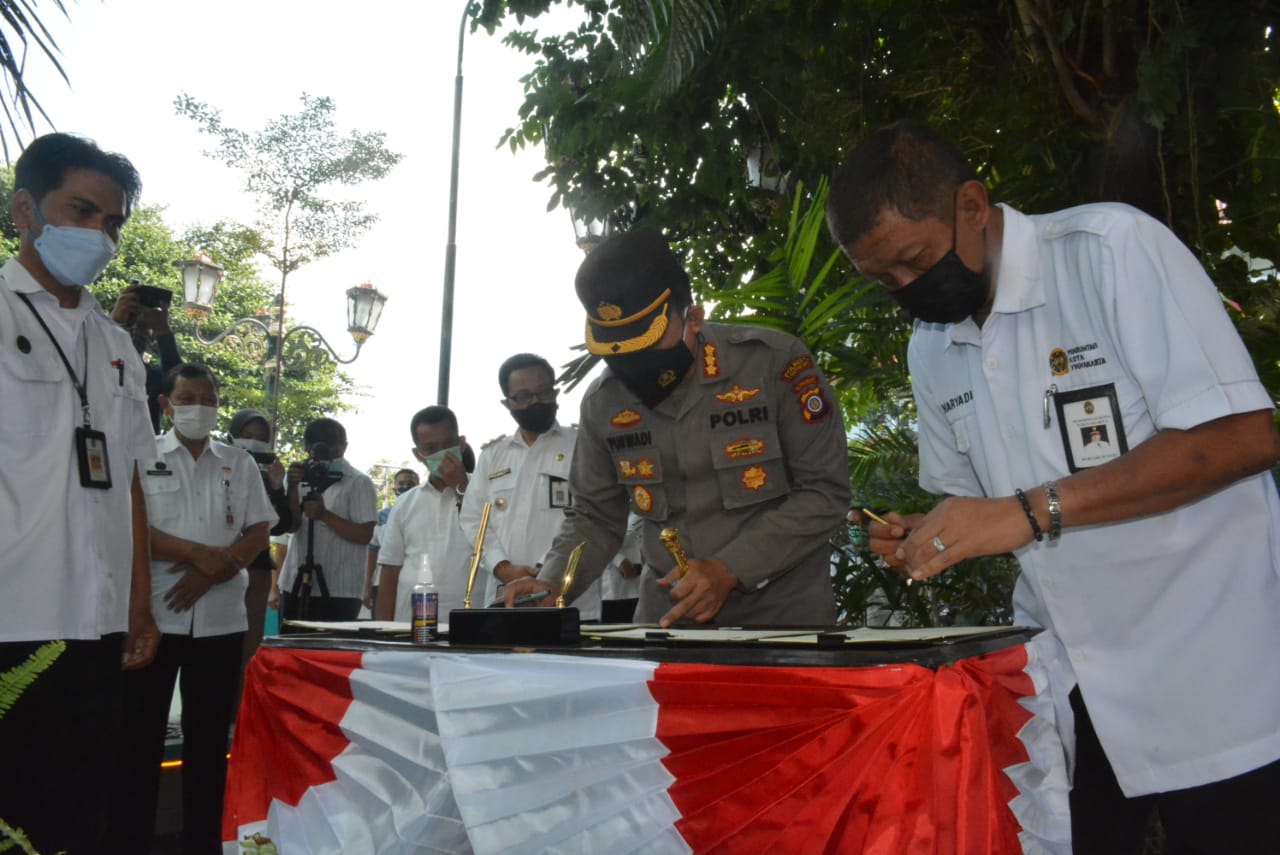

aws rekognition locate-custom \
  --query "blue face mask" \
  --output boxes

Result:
[30,204,119,287]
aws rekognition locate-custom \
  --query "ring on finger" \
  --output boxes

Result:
[932,535,947,553]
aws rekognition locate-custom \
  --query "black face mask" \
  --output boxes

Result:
[604,340,695,409]
[889,249,989,324]
[889,195,990,325]
[510,401,558,434]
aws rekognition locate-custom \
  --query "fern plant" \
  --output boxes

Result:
[1,639,66,855]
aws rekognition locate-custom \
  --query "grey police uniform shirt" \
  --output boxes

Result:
[538,322,850,626]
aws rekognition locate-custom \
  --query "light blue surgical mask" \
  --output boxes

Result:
[30,204,119,287]
[423,446,460,479]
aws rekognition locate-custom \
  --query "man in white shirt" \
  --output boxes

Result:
[461,353,602,618]
[364,467,420,613]
[827,120,1280,854]
[276,417,378,624]
[103,363,275,853]
[0,133,159,853]
[375,406,475,620]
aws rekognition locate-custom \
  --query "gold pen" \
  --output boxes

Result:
[462,500,492,609]
[659,528,690,579]
[861,508,890,527]
[556,542,586,608]
[861,509,912,586]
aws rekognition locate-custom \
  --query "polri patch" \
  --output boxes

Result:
[799,386,831,423]
[633,485,654,513]
[610,408,643,428]
[715,384,760,404]
[792,375,819,394]
[724,438,765,459]
[780,355,813,381]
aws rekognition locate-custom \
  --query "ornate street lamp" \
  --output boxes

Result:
[569,208,613,254]
[174,253,388,442]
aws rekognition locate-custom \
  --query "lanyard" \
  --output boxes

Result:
[16,292,93,428]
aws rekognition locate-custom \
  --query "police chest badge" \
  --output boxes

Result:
[610,408,642,428]
[741,466,767,490]
[715,384,760,404]
[633,485,654,512]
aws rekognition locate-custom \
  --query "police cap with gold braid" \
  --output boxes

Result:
[575,229,692,356]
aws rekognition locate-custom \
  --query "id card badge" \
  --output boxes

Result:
[75,426,113,489]
[548,475,572,509]
[1053,383,1129,472]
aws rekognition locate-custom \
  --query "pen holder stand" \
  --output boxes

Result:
[447,607,580,646]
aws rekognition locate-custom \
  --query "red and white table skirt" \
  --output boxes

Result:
[223,640,1071,854]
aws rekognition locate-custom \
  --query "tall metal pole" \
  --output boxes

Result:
[438,2,470,406]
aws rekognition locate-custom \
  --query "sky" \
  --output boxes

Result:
[19,0,595,476]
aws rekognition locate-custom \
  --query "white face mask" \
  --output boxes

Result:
[170,405,219,441]
[30,203,119,287]
[232,437,270,454]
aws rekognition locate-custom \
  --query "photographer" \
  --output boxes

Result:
[228,408,296,666]
[274,417,377,625]
[110,280,183,433]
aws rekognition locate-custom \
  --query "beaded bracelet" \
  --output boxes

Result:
[1014,488,1045,543]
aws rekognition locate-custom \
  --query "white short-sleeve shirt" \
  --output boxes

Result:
[460,423,602,617]
[910,203,1280,796]
[376,483,473,620]
[277,462,378,599]
[0,259,156,642]
[141,432,277,637]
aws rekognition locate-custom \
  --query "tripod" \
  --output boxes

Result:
[289,486,330,619]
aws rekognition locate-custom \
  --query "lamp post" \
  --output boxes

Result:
[438,0,474,408]
[176,253,388,444]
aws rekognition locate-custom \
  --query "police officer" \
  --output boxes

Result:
[504,228,850,627]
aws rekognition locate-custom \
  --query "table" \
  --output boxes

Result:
[222,629,1071,854]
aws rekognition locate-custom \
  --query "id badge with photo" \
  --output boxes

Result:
[75,426,113,489]
[548,475,572,509]
[1054,383,1129,473]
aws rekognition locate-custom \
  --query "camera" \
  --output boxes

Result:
[300,456,342,494]
[135,284,173,309]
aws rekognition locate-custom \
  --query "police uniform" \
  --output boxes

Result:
[537,230,850,626]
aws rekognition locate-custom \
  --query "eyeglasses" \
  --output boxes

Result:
[506,388,558,407]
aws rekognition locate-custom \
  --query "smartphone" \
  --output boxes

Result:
[135,285,173,309]
[249,450,279,467]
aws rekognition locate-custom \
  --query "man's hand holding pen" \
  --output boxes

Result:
[656,557,737,628]
[502,576,559,608]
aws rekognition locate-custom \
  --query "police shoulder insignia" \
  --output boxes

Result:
[741,466,767,491]
[724,438,765,459]
[780,355,814,381]
[610,408,642,428]
[799,386,831,423]
[715,384,761,404]
[1049,348,1070,376]
[791,375,820,394]
[633,485,654,512]
[702,342,720,378]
